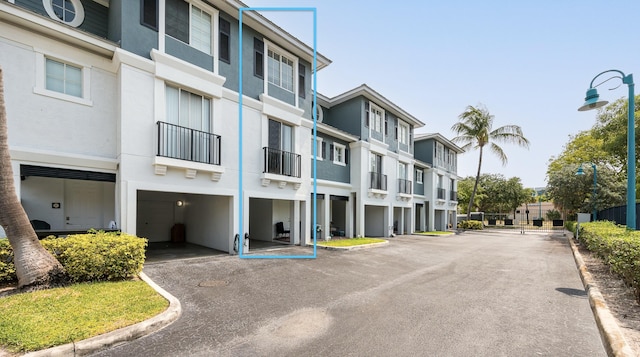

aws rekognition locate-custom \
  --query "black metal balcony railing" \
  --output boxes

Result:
[398,179,412,194]
[437,188,446,200]
[157,121,221,165]
[369,171,387,191]
[263,147,301,178]
[450,190,458,201]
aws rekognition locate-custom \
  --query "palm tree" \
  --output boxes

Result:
[451,105,530,221]
[0,67,68,290]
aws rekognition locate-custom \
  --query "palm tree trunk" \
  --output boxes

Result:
[467,146,484,220]
[0,67,67,290]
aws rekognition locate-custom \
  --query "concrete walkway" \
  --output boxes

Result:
[90,231,605,356]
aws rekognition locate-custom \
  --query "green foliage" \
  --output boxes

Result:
[0,232,146,283]
[457,220,483,230]
[578,221,640,302]
[546,209,561,220]
[565,221,577,235]
[0,239,15,283]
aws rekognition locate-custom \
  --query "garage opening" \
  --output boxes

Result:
[248,197,294,250]
[364,205,387,237]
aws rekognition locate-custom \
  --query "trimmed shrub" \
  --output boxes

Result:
[0,239,16,283]
[0,231,147,284]
[458,220,483,230]
[578,221,640,302]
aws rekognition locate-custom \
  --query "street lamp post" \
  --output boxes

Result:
[578,69,635,229]
[576,163,597,221]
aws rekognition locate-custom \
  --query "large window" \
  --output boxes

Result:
[368,102,384,135]
[166,0,212,54]
[416,168,423,184]
[398,162,407,179]
[45,58,82,98]
[398,121,409,145]
[165,85,211,132]
[267,49,294,92]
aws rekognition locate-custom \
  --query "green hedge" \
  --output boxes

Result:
[0,231,147,284]
[457,220,484,230]
[577,221,640,302]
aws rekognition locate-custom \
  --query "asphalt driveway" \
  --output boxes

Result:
[92,231,605,356]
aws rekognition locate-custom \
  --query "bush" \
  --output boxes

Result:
[546,209,561,221]
[565,221,577,236]
[578,221,640,302]
[0,231,147,284]
[0,239,16,283]
[458,220,483,230]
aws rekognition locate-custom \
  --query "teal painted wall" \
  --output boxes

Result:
[324,97,363,138]
[414,168,425,195]
[110,0,158,59]
[310,132,350,183]
[16,0,109,38]
[414,140,434,165]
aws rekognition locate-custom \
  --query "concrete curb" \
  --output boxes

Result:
[568,236,635,357]
[316,240,389,251]
[23,272,182,357]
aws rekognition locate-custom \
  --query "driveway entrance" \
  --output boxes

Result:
[93,231,605,357]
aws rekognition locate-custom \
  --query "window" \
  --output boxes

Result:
[219,18,230,63]
[436,142,445,166]
[254,38,264,78]
[368,102,384,134]
[166,0,212,54]
[416,169,423,184]
[398,162,407,179]
[332,143,346,165]
[268,49,294,92]
[268,119,293,152]
[298,63,306,98]
[43,0,85,27]
[141,0,158,30]
[165,85,211,132]
[313,137,323,160]
[45,58,82,98]
[398,121,409,145]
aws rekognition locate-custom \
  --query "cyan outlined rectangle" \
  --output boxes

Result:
[238,7,318,259]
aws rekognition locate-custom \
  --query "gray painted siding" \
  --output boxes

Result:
[310,133,350,183]
[385,112,398,153]
[218,12,239,92]
[16,0,108,38]
[414,140,434,165]
[324,97,363,138]
[110,0,158,59]
[165,36,214,72]
[268,83,294,106]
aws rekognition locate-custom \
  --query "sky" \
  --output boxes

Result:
[245,0,640,188]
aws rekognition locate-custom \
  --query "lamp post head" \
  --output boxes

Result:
[578,88,609,111]
[576,165,585,175]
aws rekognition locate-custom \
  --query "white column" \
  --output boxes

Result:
[346,195,354,237]
[399,206,405,235]
[324,196,331,239]
[386,204,392,237]
[357,201,365,237]
[427,203,434,232]
[293,200,300,245]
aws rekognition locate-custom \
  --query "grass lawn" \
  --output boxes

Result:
[317,237,386,247]
[415,231,454,235]
[0,280,168,353]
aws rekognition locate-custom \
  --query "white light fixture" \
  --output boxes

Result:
[176,200,184,207]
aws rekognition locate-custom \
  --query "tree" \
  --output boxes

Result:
[457,176,485,214]
[0,67,68,290]
[451,104,530,220]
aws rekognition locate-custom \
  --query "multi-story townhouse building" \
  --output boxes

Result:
[317,85,425,238]
[413,133,463,231]
[0,0,331,253]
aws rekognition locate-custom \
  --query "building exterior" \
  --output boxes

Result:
[0,0,460,251]
[413,133,463,231]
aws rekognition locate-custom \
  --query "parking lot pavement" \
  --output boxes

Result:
[92,231,605,357]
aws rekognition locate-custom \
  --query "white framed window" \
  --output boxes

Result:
[369,102,384,135]
[398,121,409,145]
[313,137,323,160]
[267,49,294,92]
[333,143,346,165]
[34,53,91,106]
[43,0,85,27]
[416,169,423,184]
[398,162,407,179]
[166,0,214,55]
[436,142,445,166]
[165,85,211,132]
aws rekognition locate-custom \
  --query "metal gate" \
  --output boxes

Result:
[518,210,564,233]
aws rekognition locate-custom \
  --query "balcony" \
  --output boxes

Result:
[157,121,221,165]
[398,179,412,194]
[369,171,387,191]
[437,188,446,200]
[450,190,458,201]
[263,147,301,178]
[154,122,224,181]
